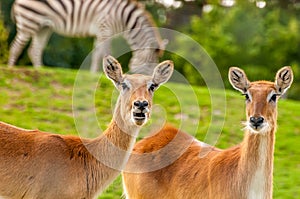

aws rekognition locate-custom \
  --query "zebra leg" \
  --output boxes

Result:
[8,32,31,67]
[28,28,52,68]
[90,38,111,73]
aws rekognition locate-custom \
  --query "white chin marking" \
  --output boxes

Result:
[131,115,147,126]
[134,119,146,126]
[245,122,270,135]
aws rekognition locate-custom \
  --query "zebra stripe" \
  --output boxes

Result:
[9,0,166,74]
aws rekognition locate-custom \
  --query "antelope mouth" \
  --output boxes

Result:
[133,112,146,120]
[247,122,270,134]
[250,124,262,130]
[132,110,148,126]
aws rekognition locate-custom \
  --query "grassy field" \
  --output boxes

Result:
[0,66,299,198]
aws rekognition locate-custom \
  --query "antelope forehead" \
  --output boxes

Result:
[249,81,276,91]
[248,87,275,100]
[125,75,152,87]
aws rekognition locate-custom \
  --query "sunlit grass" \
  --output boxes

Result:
[0,66,299,198]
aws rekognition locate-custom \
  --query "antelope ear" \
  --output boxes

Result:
[151,60,173,87]
[103,55,124,86]
[275,66,293,95]
[228,67,250,93]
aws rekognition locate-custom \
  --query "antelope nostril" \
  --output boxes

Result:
[134,100,149,109]
[250,117,255,123]
[257,117,264,124]
[142,101,148,107]
[249,116,264,126]
[134,101,141,107]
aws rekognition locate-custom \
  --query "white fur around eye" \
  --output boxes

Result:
[120,79,132,93]
[147,81,157,91]
[244,91,252,102]
[267,91,278,103]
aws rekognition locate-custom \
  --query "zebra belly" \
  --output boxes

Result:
[53,28,96,38]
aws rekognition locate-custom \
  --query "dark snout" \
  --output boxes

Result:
[249,116,264,129]
[134,101,149,110]
[132,100,149,125]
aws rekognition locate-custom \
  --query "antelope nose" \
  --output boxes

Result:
[249,116,264,128]
[134,100,149,109]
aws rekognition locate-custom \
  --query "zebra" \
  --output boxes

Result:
[9,0,167,75]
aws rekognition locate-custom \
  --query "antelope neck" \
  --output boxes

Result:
[240,126,276,199]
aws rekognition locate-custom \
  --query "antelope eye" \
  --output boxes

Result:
[149,83,157,92]
[243,93,250,101]
[270,94,277,102]
[121,82,129,90]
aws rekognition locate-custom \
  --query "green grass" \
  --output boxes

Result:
[0,66,299,198]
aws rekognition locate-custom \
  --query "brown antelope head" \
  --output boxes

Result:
[103,55,173,127]
[229,66,293,134]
